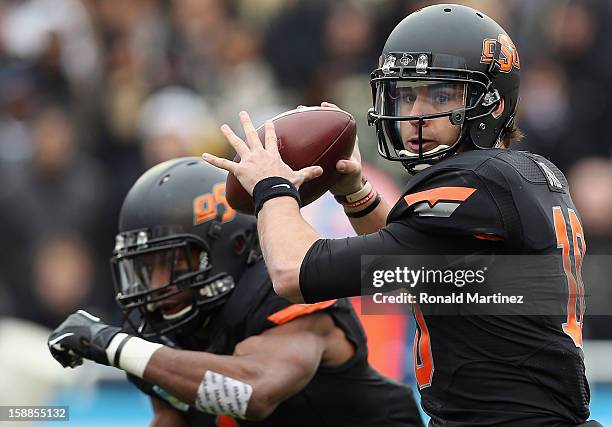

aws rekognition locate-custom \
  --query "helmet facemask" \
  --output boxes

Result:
[111,230,235,339]
[369,52,504,172]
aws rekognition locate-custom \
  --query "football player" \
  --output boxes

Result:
[201,4,601,426]
[47,158,423,427]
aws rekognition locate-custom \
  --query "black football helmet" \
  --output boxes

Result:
[111,158,259,338]
[368,4,521,172]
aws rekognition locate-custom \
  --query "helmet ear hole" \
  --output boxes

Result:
[232,233,247,255]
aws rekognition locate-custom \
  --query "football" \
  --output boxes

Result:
[226,107,357,214]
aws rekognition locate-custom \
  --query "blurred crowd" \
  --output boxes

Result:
[0,0,611,338]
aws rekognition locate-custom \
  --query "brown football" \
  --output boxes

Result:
[226,107,356,214]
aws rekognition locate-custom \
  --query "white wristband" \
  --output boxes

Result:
[106,333,163,378]
[344,180,372,203]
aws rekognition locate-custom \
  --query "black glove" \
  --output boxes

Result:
[48,310,122,368]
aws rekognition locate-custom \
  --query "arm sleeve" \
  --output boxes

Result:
[299,222,449,303]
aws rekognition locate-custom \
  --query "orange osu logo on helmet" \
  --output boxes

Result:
[193,183,237,225]
[480,34,520,73]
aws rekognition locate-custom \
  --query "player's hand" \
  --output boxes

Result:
[48,310,122,368]
[202,111,323,195]
[319,102,364,196]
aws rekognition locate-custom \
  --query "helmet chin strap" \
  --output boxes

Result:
[412,163,434,172]
[397,144,450,158]
[398,145,451,171]
[162,304,194,320]
[397,144,450,171]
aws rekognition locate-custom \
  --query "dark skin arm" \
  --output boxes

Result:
[149,396,190,427]
[142,312,353,421]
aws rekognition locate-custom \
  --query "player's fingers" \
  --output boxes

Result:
[264,120,279,154]
[202,153,238,174]
[69,356,84,368]
[353,137,362,160]
[321,101,340,109]
[240,111,263,150]
[51,343,66,352]
[336,159,361,175]
[298,166,324,184]
[220,124,249,157]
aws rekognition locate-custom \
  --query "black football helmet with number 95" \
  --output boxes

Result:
[111,158,259,338]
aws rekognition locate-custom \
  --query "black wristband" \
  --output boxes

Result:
[345,193,381,218]
[253,177,301,217]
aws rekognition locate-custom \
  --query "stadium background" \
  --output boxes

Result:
[0,0,610,425]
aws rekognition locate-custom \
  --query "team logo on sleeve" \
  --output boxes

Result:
[404,187,476,217]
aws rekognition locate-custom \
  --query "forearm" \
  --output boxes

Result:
[258,197,320,302]
[142,320,326,420]
[143,347,261,407]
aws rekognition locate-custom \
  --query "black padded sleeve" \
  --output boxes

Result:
[299,222,450,303]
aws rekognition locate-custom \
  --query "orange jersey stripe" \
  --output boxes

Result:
[267,300,337,325]
[404,186,476,207]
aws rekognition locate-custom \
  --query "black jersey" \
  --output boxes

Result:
[126,261,423,427]
[300,149,590,426]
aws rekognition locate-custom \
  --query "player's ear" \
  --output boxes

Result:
[492,98,505,119]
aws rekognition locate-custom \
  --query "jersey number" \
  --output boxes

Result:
[411,207,585,389]
[552,206,586,347]
[413,303,434,389]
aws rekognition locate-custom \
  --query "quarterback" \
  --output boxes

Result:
[203,4,600,426]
